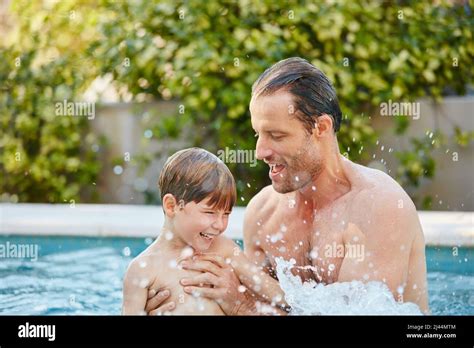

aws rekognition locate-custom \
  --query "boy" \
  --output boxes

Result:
[122,147,287,315]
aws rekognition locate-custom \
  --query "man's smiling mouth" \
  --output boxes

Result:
[269,163,286,178]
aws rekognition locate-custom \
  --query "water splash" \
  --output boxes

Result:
[275,258,422,315]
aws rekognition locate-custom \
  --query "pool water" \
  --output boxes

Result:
[0,236,472,315]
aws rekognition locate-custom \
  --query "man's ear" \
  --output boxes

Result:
[313,114,334,137]
[162,193,178,217]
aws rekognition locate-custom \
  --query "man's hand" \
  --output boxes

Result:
[179,254,252,315]
[144,289,175,315]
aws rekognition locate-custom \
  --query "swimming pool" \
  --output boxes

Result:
[0,235,472,315]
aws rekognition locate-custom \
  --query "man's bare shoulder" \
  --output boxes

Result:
[349,163,420,240]
[246,185,278,212]
[243,185,280,242]
[350,162,414,209]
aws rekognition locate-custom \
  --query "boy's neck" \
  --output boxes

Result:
[156,227,194,254]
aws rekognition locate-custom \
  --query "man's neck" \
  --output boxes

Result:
[297,152,351,210]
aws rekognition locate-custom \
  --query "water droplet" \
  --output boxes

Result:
[181,247,194,258]
[144,129,153,138]
[139,278,148,288]
[270,232,283,243]
[122,247,131,257]
[312,186,317,191]
[288,199,296,208]
[113,165,123,175]
[139,261,147,268]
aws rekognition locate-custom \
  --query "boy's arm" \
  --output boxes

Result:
[122,259,150,315]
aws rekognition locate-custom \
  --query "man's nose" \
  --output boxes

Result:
[255,136,273,160]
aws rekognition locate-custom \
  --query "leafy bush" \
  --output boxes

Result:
[1,0,473,205]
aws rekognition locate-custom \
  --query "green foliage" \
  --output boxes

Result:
[1,0,473,205]
[0,1,103,203]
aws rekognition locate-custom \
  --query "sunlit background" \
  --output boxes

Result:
[0,0,472,315]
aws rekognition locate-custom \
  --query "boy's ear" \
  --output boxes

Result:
[162,194,178,217]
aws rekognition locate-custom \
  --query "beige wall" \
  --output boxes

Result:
[370,96,474,211]
[93,96,473,211]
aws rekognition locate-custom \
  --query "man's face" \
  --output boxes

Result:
[250,90,324,194]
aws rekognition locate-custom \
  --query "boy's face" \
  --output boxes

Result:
[174,198,231,252]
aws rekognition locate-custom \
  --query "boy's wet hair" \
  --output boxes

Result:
[158,147,236,211]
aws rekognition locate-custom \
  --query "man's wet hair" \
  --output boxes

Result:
[252,57,342,133]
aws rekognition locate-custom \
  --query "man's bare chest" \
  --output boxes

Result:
[256,202,355,283]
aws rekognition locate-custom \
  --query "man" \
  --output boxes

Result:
[146,57,429,315]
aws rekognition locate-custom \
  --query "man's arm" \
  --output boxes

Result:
[236,189,288,314]
[219,238,289,311]
[337,191,429,313]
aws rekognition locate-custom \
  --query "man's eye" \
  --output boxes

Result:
[205,211,215,214]
[271,134,284,140]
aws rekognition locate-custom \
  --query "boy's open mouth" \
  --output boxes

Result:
[200,232,217,240]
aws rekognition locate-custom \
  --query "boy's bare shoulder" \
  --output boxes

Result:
[208,235,239,258]
[124,244,164,280]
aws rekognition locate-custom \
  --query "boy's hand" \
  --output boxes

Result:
[179,254,250,315]
[145,289,175,315]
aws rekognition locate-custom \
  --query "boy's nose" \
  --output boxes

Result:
[212,215,226,231]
